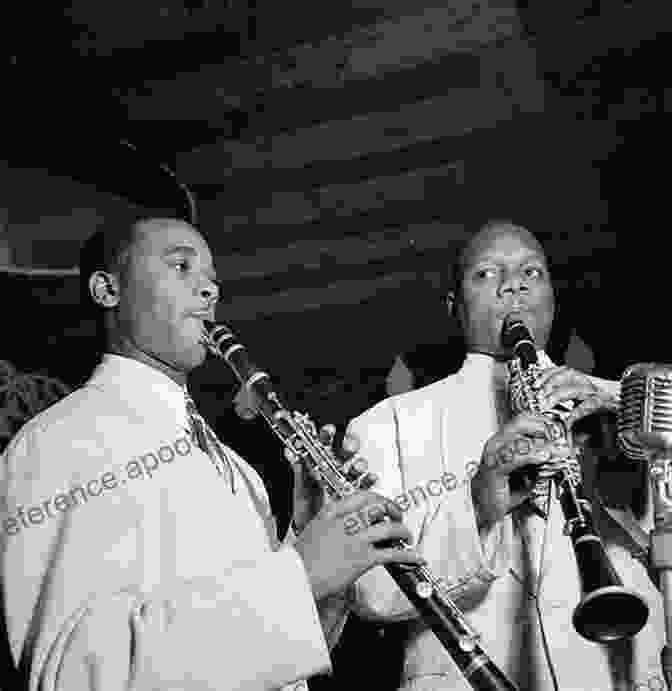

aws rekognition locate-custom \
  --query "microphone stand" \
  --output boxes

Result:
[620,362,672,690]
[648,447,672,690]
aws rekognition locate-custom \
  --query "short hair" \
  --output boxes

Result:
[78,210,169,352]
[448,219,549,303]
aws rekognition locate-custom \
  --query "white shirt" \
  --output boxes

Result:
[347,352,664,691]
[1,354,332,691]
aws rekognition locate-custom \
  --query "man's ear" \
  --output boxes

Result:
[89,271,120,308]
[445,291,456,317]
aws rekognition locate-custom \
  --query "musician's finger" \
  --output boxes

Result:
[372,546,426,567]
[529,366,565,388]
[341,432,361,457]
[537,368,598,402]
[542,419,566,443]
[534,460,569,480]
[565,395,612,427]
[501,413,554,440]
[284,447,301,465]
[484,429,546,466]
[291,458,325,494]
[502,416,563,445]
[326,491,403,521]
[364,519,414,546]
[356,471,378,490]
[543,384,596,409]
[487,441,570,473]
[342,455,370,477]
[318,424,337,446]
[502,449,554,471]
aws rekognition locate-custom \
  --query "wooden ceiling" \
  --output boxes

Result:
[4,2,664,169]
[2,1,670,386]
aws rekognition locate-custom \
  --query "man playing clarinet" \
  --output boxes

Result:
[347,220,664,690]
[0,213,424,691]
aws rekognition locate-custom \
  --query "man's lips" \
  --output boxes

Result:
[188,311,215,321]
[499,309,529,323]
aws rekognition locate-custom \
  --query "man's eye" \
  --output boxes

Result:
[524,266,544,279]
[174,260,190,272]
[474,267,497,280]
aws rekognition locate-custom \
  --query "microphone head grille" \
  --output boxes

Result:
[618,363,672,460]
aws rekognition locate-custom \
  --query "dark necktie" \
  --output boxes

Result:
[184,390,236,493]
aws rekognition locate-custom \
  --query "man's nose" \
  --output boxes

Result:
[498,270,529,296]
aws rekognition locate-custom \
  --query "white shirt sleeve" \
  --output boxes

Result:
[283,526,352,652]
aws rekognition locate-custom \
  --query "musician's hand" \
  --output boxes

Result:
[531,366,619,428]
[290,425,377,533]
[471,413,572,530]
[293,490,426,602]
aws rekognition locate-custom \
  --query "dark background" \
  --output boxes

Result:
[1,2,670,688]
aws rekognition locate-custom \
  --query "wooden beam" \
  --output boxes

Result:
[176,80,544,185]
[120,1,521,123]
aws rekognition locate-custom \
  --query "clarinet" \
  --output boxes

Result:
[201,320,518,691]
[503,316,649,643]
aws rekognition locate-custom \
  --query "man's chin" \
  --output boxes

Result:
[189,342,209,367]
[174,342,208,373]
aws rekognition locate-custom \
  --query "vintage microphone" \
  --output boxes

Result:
[618,363,672,689]
[503,316,649,642]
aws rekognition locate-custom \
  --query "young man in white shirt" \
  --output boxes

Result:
[1,215,424,691]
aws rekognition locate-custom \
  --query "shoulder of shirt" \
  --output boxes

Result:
[349,373,460,430]
[4,382,126,456]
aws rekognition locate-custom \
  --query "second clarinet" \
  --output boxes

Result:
[502,315,649,643]
[201,320,518,691]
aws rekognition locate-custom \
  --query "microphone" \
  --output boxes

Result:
[618,363,672,688]
[618,363,672,463]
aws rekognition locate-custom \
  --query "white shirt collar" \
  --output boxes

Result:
[86,353,190,430]
[460,350,621,400]
[461,350,555,385]
[462,351,554,367]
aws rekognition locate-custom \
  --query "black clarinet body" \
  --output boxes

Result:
[502,317,649,643]
[201,320,518,691]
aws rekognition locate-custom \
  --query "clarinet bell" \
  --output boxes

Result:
[573,585,649,642]
[572,535,650,642]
